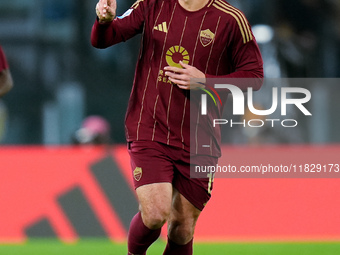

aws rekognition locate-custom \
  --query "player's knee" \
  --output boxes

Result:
[142,209,169,230]
[168,220,194,244]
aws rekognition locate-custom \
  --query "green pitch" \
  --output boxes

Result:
[1,240,340,255]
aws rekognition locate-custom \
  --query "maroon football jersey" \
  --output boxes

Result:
[0,46,9,72]
[91,0,263,157]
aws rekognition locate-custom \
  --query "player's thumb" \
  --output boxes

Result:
[107,0,114,7]
[107,0,116,13]
[179,61,190,69]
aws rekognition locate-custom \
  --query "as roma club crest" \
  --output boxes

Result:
[200,29,215,47]
[134,167,143,181]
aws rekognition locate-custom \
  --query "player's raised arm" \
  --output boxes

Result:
[91,0,146,49]
[91,0,117,48]
[96,0,116,23]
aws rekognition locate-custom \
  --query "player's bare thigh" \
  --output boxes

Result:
[167,188,201,245]
[136,182,172,229]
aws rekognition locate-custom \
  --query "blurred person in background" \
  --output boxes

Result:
[72,115,111,145]
[332,0,340,77]
[274,0,336,77]
[0,45,13,97]
[0,45,13,142]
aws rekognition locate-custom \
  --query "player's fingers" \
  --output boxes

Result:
[179,61,191,69]
[99,0,107,9]
[164,66,186,74]
[165,72,190,82]
[108,0,116,8]
[102,0,109,13]
[168,77,189,86]
[177,84,191,90]
[96,0,115,21]
[103,0,115,17]
[96,3,103,17]
[96,1,105,15]
[104,0,116,13]
[106,6,115,15]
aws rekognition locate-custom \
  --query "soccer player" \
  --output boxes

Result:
[92,0,263,254]
[0,46,13,97]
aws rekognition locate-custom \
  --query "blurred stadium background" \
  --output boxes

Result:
[1,0,340,254]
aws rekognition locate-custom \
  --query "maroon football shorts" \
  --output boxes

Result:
[128,140,218,211]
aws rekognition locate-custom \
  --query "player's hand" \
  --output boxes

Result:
[164,61,206,90]
[96,0,116,23]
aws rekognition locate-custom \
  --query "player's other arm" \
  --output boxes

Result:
[0,48,13,97]
[206,18,264,91]
[91,0,145,49]
[91,0,117,48]
[206,39,264,91]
